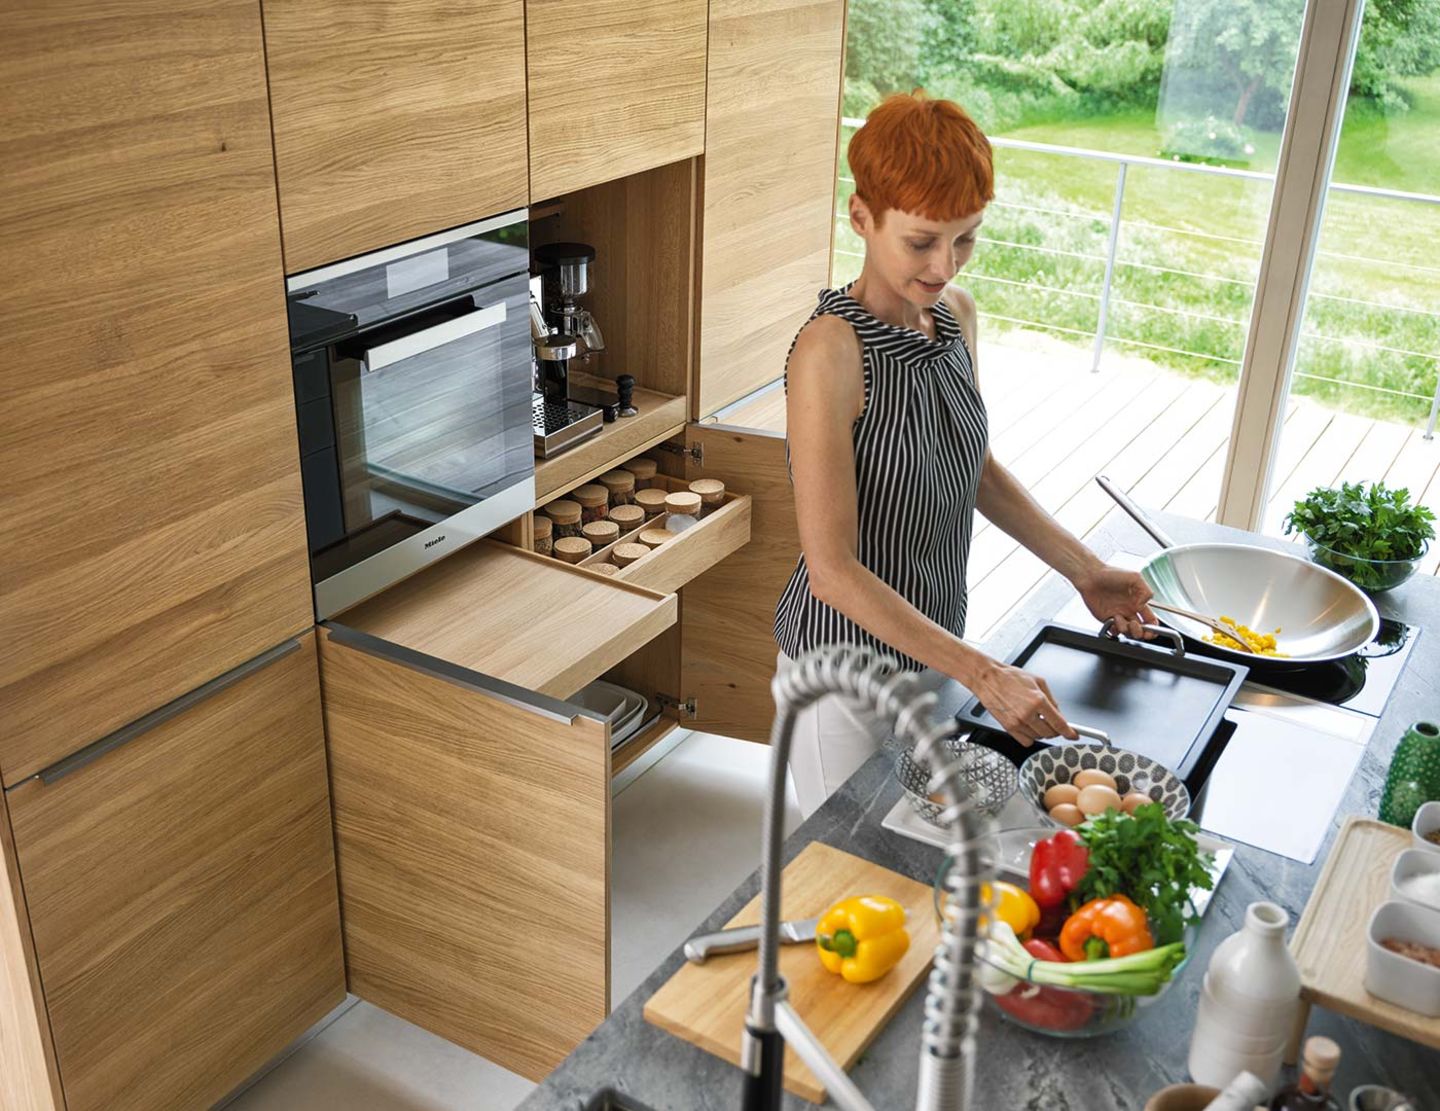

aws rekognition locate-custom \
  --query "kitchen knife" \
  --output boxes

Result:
[683,916,820,963]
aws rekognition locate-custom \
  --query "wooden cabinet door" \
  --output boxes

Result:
[318,625,611,1081]
[681,424,798,742]
[0,0,314,787]
[696,0,847,417]
[264,0,529,272]
[526,0,707,199]
[5,633,344,1111]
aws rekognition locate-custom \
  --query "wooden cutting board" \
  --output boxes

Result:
[643,842,939,1102]
[1291,816,1440,1049]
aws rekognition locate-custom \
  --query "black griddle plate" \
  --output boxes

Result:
[959,622,1249,791]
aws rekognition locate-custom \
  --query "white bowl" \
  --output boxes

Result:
[1413,800,1440,853]
[1391,849,1440,912]
[1364,900,1440,1016]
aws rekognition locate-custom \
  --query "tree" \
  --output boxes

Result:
[844,0,933,93]
[1351,0,1440,111]
[1162,0,1303,129]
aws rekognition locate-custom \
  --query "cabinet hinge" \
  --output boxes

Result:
[656,693,698,719]
[653,440,704,465]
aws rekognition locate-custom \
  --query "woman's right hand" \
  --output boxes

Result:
[970,660,1077,746]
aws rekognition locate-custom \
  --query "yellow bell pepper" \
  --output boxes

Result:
[815,894,910,983]
[981,881,1041,940]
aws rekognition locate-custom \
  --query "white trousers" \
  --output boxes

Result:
[778,651,946,819]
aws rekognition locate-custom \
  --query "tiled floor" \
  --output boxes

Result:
[223,731,802,1111]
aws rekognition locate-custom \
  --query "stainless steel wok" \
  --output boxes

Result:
[1098,476,1379,664]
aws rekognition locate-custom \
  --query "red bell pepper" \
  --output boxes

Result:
[1028,829,1090,912]
[1022,938,1068,963]
[993,981,1094,1032]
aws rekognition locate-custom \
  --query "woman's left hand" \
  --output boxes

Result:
[1073,565,1156,640]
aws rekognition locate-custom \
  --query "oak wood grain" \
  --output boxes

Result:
[0,791,62,1111]
[696,0,846,417]
[263,0,530,272]
[681,425,798,741]
[1290,816,1439,1049]
[6,633,345,1111]
[527,0,706,200]
[318,627,611,1080]
[535,388,688,503]
[643,842,937,1102]
[0,0,314,787]
[332,539,677,700]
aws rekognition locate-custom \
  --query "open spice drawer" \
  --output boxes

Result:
[579,476,752,595]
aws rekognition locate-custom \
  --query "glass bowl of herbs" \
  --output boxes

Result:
[1285,481,1435,594]
[935,806,1214,1038]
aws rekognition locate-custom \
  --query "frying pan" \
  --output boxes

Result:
[1097,475,1379,664]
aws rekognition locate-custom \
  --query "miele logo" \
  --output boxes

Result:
[424,534,447,549]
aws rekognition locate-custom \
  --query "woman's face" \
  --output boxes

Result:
[850,197,984,307]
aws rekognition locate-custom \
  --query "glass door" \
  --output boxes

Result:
[1256,2,1440,585]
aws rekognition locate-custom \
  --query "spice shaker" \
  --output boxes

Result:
[598,469,636,506]
[532,514,553,557]
[589,561,618,576]
[612,542,649,568]
[664,490,702,533]
[572,484,610,524]
[636,488,669,519]
[543,499,583,540]
[582,519,620,550]
[554,536,592,565]
[689,478,725,517]
[608,504,646,535]
[639,528,671,549]
[621,456,658,489]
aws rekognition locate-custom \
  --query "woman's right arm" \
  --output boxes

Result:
[786,318,1076,745]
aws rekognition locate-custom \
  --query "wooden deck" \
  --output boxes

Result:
[714,333,1440,644]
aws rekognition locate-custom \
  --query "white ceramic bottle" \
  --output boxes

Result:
[1187,901,1302,1090]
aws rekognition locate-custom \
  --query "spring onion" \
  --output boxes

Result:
[979,922,1186,996]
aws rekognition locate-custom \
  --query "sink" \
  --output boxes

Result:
[584,1089,659,1111]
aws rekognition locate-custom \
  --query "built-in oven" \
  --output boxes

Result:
[286,210,534,618]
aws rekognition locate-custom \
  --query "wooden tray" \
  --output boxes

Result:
[643,842,938,1103]
[1290,815,1439,1049]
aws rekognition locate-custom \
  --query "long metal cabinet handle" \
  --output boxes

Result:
[322,622,604,727]
[361,300,506,373]
[30,639,303,787]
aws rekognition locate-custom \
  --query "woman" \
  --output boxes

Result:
[775,92,1156,817]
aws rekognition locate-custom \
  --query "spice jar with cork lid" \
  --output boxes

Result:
[572,484,610,524]
[612,542,649,568]
[554,536,592,565]
[608,504,645,535]
[664,490,702,532]
[636,488,668,520]
[689,478,726,518]
[582,519,620,550]
[532,514,553,557]
[543,499,583,540]
[589,561,619,576]
[639,528,671,550]
[621,456,658,489]
[598,469,636,506]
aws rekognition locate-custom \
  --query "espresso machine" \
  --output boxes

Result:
[530,242,636,457]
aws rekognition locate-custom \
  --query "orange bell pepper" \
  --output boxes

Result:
[1059,895,1154,961]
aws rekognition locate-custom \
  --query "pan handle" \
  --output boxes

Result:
[1101,618,1186,657]
[1096,475,1177,549]
[1071,725,1112,745]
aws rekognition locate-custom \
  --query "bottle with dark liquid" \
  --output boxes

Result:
[1269,1037,1340,1110]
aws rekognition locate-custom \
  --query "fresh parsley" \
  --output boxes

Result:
[1074,804,1214,946]
[1284,481,1435,585]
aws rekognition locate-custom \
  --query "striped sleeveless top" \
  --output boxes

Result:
[773,284,989,671]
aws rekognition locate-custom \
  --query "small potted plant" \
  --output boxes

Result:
[1284,481,1435,593]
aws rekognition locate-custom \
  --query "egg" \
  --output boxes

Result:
[1077,783,1123,816]
[1049,802,1085,827]
[1074,769,1118,791]
[1044,783,1081,810]
[1121,791,1152,815]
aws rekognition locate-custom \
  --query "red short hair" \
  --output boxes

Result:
[848,92,994,227]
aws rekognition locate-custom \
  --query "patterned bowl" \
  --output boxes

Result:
[892,736,1018,826]
[1019,744,1190,826]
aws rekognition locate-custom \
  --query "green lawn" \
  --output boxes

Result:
[832,79,1440,423]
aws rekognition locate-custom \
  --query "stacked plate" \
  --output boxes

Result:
[572,680,651,749]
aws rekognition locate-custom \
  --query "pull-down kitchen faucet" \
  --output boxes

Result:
[741,647,994,1111]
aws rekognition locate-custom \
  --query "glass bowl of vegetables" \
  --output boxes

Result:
[1285,481,1436,594]
[933,807,1212,1038]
